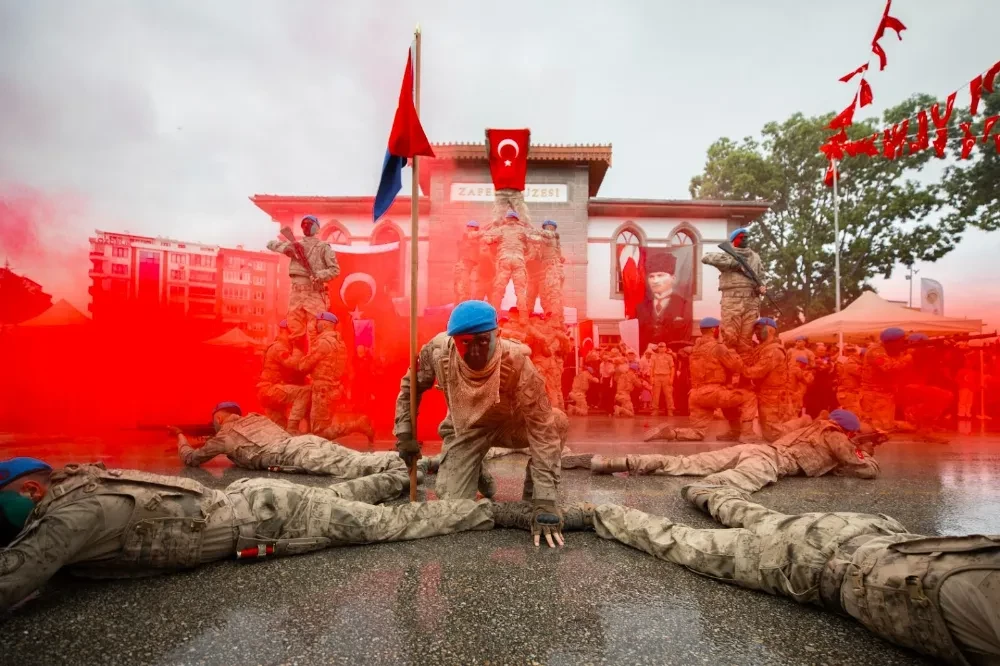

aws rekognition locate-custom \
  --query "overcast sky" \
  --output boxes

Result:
[1,0,997,325]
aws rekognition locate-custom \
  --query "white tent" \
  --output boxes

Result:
[779,291,982,344]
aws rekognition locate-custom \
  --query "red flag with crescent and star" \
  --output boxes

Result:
[486,128,530,191]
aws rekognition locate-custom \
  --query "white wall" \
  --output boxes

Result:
[586,216,727,322]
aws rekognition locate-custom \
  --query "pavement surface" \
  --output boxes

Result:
[2,416,999,666]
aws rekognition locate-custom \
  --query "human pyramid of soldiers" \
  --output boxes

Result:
[1,213,996,665]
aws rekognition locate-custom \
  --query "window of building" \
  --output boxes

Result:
[177,244,185,249]
[91,259,104,273]
[252,306,265,316]
[240,272,250,282]
[319,222,350,245]
[160,241,170,247]
[253,290,264,301]
[252,260,264,271]
[112,246,128,258]
[613,225,643,296]
[169,285,185,298]
[252,275,265,286]
[226,256,239,268]
[111,263,128,275]
[669,227,699,295]
[189,301,214,316]
[189,286,215,299]
[170,269,185,281]
[170,254,188,265]
[250,322,265,333]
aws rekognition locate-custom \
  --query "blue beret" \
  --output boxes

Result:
[466,220,479,228]
[505,210,519,219]
[585,367,596,375]
[278,319,288,329]
[795,355,809,364]
[301,215,319,225]
[729,227,749,242]
[880,327,906,342]
[447,300,498,336]
[795,335,808,342]
[829,409,861,432]
[542,220,557,229]
[317,312,339,324]
[700,317,721,328]
[0,457,52,489]
[755,317,777,328]
[212,401,242,417]
[629,362,640,370]
[859,347,868,355]
[908,333,929,342]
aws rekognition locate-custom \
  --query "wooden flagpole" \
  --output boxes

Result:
[407,25,422,502]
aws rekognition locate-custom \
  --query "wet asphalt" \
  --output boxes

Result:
[2,416,999,665]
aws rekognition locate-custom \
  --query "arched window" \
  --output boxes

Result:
[319,221,350,245]
[371,222,403,295]
[612,224,644,296]
[669,226,699,294]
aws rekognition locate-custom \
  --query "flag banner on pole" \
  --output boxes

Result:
[374,45,435,222]
[920,278,944,316]
[486,128,530,191]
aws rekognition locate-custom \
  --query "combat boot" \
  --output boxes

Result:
[561,502,596,531]
[590,455,628,474]
[715,430,740,442]
[489,500,534,530]
[643,424,677,442]
[561,453,594,469]
[738,421,764,444]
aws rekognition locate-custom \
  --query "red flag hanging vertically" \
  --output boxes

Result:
[486,128,530,191]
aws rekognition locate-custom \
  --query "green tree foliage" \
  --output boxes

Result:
[942,89,1000,233]
[689,94,983,322]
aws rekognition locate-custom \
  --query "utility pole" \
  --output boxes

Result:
[905,265,919,308]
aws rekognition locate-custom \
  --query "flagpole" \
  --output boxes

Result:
[407,24,422,501]
[832,158,843,355]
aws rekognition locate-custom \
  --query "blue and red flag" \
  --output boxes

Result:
[374,47,435,222]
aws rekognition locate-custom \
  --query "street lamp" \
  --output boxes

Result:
[904,266,920,308]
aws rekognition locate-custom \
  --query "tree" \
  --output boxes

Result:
[689,95,962,322]
[942,89,1000,233]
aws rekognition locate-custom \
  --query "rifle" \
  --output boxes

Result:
[137,423,216,437]
[851,430,890,447]
[717,241,783,316]
[279,227,318,283]
[909,331,997,347]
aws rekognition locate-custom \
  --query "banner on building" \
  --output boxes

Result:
[635,246,695,352]
[920,278,944,316]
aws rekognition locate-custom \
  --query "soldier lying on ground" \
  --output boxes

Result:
[0,458,595,612]
[592,483,1000,666]
[175,402,405,479]
[591,409,882,493]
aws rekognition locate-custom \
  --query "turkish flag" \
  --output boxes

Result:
[486,128,530,191]
[578,320,595,359]
[326,242,404,359]
[618,243,645,319]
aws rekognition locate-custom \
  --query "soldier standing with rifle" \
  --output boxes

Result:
[702,227,772,355]
[267,215,340,342]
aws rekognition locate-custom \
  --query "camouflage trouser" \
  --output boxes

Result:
[492,188,532,225]
[898,384,952,429]
[257,382,311,430]
[454,260,480,303]
[720,290,760,354]
[593,485,908,606]
[837,390,862,415]
[651,375,674,415]
[539,264,564,320]
[757,390,792,442]
[491,254,528,315]
[256,435,405,479]
[792,387,807,415]
[568,390,589,416]
[860,389,897,431]
[434,409,568,502]
[613,391,635,417]
[676,384,756,440]
[535,357,565,411]
[526,268,542,313]
[957,388,974,418]
[310,380,343,433]
[625,443,797,493]
[288,279,330,340]
[229,476,493,549]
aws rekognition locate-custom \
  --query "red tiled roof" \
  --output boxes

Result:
[250,195,430,219]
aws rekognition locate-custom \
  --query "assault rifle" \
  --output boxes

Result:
[717,241,783,316]
[137,423,216,437]
[909,331,997,347]
[851,430,890,447]
[279,227,318,283]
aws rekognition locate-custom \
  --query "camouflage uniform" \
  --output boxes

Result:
[836,354,864,414]
[623,419,879,492]
[898,349,952,432]
[300,328,349,433]
[594,484,1000,666]
[178,413,394,478]
[529,229,564,322]
[653,334,754,441]
[0,463,494,611]
[267,235,340,340]
[454,228,484,302]
[701,247,764,354]
[526,320,564,411]
[649,350,676,416]
[394,334,567,503]
[256,339,311,431]
[860,343,913,431]
[500,317,530,345]
[742,337,793,442]
[568,369,598,416]
[614,369,647,417]
[484,218,530,317]
[788,363,814,416]
[491,189,532,225]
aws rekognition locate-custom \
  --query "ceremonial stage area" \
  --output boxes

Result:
[4,418,998,666]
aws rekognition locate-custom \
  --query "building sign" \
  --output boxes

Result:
[450,183,568,203]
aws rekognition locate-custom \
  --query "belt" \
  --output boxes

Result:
[722,289,758,297]
[290,282,326,292]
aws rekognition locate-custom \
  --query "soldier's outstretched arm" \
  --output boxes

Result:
[515,362,562,504]
[176,432,230,467]
[265,240,298,260]
[701,251,739,269]
[393,341,438,438]
[1,500,104,611]
[825,432,881,479]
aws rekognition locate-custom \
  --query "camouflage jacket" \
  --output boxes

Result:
[267,236,340,282]
[771,420,879,478]
[689,335,743,388]
[259,341,306,386]
[300,331,347,385]
[178,413,290,468]
[702,246,763,292]
[743,340,788,394]
[861,343,912,393]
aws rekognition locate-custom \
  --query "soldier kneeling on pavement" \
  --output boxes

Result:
[174,402,399,480]
[592,409,883,494]
[0,457,596,611]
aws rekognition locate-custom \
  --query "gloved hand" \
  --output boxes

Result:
[395,434,422,468]
[531,502,565,549]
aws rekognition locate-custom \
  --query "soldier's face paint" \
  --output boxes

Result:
[755,326,769,342]
[454,331,497,371]
[733,234,747,248]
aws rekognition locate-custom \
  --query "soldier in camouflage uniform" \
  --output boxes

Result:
[394,300,569,548]
[860,327,913,431]
[491,190,532,227]
[594,410,881,493]
[789,355,814,417]
[175,402,388,478]
[593,483,1000,665]
[568,366,599,416]
[741,317,798,442]
[613,362,650,418]
[644,317,755,443]
[649,342,676,416]
[701,227,767,355]
[267,215,340,342]
[256,319,311,433]
[484,210,530,320]
[299,312,371,439]
[836,344,864,414]
[454,220,484,302]
[528,220,564,324]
